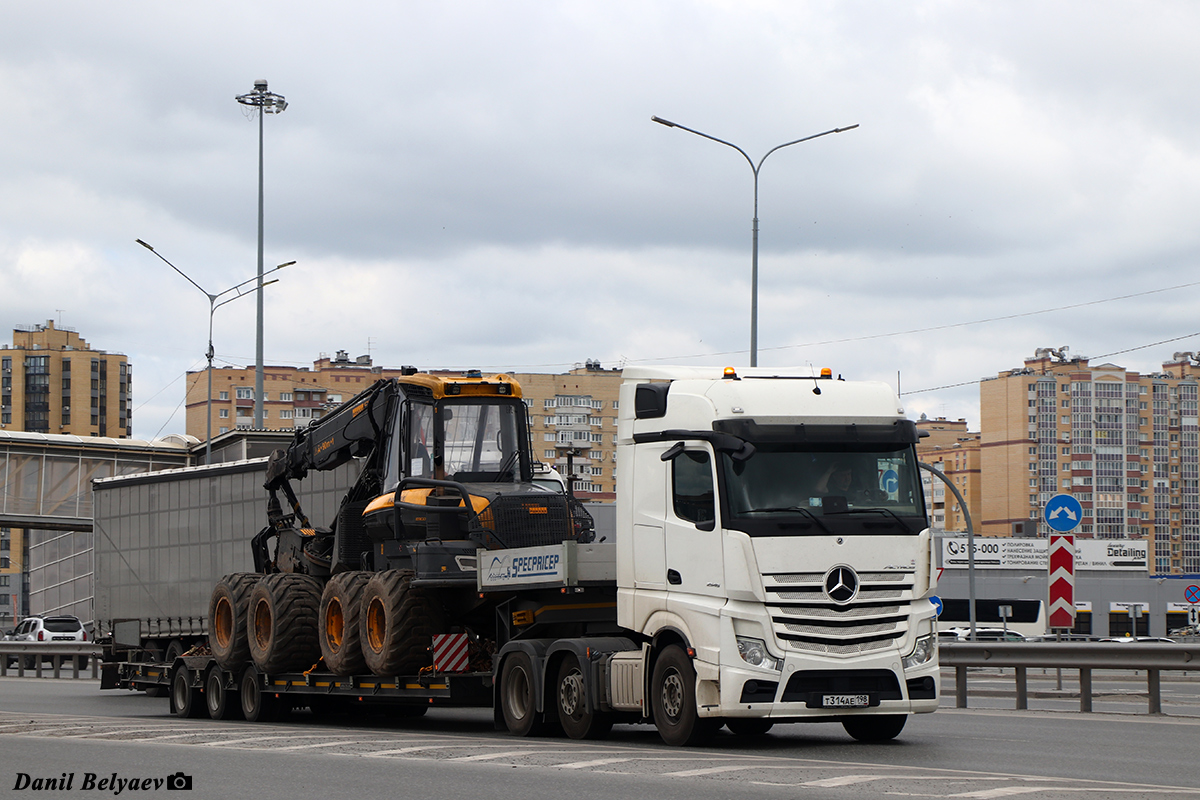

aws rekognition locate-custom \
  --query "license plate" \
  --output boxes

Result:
[822,694,870,708]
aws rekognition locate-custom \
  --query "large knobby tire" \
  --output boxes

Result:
[248,573,323,674]
[556,653,613,740]
[842,714,907,742]
[205,666,242,720]
[651,645,718,747]
[240,665,279,722]
[360,570,440,676]
[319,571,370,675]
[209,574,259,670]
[171,667,203,719]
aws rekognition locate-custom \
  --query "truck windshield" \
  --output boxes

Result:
[720,442,926,535]
[439,399,527,483]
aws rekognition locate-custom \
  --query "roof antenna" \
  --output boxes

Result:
[809,363,822,395]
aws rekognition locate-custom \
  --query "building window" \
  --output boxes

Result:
[235,387,253,400]
[219,391,229,400]
[280,392,293,402]
[280,409,294,419]
[219,409,229,418]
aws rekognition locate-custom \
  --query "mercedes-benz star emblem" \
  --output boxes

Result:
[824,566,859,604]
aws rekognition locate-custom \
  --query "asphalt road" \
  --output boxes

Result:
[1,676,1198,800]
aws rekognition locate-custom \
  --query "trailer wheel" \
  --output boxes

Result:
[205,666,242,720]
[209,574,259,670]
[651,645,717,747]
[164,639,186,663]
[248,573,323,674]
[171,666,203,718]
[319,571,369,675]
[556,653,613,740]
[239,665,279,722]
[360,570,440,676]
[841,714,906,742]
[725,718,773,736]
[500,651,546,736]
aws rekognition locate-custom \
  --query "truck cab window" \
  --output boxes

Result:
[672,450,715,525]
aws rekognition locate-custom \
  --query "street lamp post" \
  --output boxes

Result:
[651,116,858,367]
[235,79,288,428]
[136,239,294,461]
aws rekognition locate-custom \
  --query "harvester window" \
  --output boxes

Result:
[672,450,715,525]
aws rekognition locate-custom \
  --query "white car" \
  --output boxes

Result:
[4,615,90,669]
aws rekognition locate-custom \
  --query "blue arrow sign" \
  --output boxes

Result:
[1044,494,1083,533]
[929,595,943,617]
[880,468,900,495]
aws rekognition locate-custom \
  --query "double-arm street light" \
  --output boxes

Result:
[651,116,858,367]
[235,79,288,428]
[136,238,294,461]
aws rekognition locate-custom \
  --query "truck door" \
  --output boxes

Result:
[663,448,724,598]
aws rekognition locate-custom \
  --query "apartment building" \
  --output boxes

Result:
[980,346,1200,574]
[916,416,981,533]
[1,320,131,438]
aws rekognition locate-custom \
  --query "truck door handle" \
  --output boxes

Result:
[667,569,682,585]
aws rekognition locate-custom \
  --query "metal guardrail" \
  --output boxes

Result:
[0,643,102,679]
[940,641,1199,714]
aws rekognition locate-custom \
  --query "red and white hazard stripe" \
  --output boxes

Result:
[433,633,470,672]
[1048,534,1075,629]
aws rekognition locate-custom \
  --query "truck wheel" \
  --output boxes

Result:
[319,571,369,675]
[164,639,186,663]
[842,714,906,742]
[205,666,242,720]
[210,574,259,670]
[500,651,546,736]
[239,665,279,722]
[360,570,440,676]
[725,718,773,736]
[556,653,613,740]
[171,667,203,718]
[249,573,323,673]
[651,645,717,747]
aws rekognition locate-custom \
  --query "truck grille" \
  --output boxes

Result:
[763,569,915,655]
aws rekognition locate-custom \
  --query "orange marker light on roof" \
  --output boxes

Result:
[820,368,833,378]
[723,367,738,380]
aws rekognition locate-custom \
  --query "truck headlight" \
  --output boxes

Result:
[902,633,937,670]
[736,636,783,671]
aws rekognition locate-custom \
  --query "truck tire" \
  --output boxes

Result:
[164,639,186,663]
[651,645,718,747]
[239,665,280,722]
[555,653,613,740]
[209,573,259,670]
[249,573,323,674]
[319,571,369,675]
[205,666,242,720]
[842,714,906,742]
[725,718,773,736]
[360,570,439,676]
[171,666,203,719]
[500,651,544,736]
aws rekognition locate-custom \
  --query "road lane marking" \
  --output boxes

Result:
[364,745,474,757]
[664,765,751,777]
[803,775,884,787]
[267,740,374,751]
[556,757,635,769]
[452,750,539,761]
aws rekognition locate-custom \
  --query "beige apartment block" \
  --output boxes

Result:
[1,321,130,438]
[185,353,624,500]
[916,416,981,534]
[980,346,1200,574]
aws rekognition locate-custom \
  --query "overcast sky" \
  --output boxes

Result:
[3,1,1199,441]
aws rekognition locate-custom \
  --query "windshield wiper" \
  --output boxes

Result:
[751,506,831,533]
[822,507,914,533]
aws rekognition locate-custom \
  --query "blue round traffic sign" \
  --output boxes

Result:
[880,469,899,494]
[929,595,943,617]
[1044,494,1083,533]
[1186,585,1200,604]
